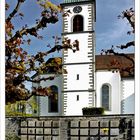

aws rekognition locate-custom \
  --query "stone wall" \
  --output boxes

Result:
[6,115,134,140]
[5,118,21,140]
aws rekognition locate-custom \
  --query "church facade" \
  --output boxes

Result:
[33,0,134,116]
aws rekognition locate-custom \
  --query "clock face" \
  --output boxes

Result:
[73,6,82,13]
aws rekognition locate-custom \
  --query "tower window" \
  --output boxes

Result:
[73,15,83,32]
[48,85,58,112]
[77,95,79,101]
[76,74,79,80]
[101,84,111,110]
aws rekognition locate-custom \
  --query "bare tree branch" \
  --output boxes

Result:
[116,41,134,49]
[6,0,25,22]
[25,76,55,83]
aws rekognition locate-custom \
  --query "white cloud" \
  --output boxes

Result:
[96,20,132,45]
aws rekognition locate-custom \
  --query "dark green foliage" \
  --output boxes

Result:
[82,107,105,115]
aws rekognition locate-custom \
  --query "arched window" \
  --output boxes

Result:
[73,15,83,32]
[48,85,58,112]
[101,84,111,110]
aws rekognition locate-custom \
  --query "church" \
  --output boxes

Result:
[33,0,134,116]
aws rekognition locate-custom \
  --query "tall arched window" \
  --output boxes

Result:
[101,84,111,110]
[48,85,58,112]
[73,15,83,32]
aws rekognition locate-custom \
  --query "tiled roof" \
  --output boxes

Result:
[96,54,134,77]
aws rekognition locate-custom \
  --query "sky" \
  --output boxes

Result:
[96,0,134,53]
[6,0,134,56]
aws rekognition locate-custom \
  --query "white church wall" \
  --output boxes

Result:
[63,64,94,116]
[96,70,121,114]
[65,92,91,116]
[35,74,63,116]
[63,33,95,64]
[121,78,134,114]
[63,33,95,116]
[65,65,92,90]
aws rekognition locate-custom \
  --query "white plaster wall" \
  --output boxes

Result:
[96,71,121,114]
[38,74,62,116]
[65,65,92,90]
[64,34,93,63]
[64,64,93,115]
[121,79,134,114]
[65,92,90,116]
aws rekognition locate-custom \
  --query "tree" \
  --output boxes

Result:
[101,8,135,76]
[5,0,79,104]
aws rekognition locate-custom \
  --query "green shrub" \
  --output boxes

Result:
[6,134,20,140]
[82,107,105,115]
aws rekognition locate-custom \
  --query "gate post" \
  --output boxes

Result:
[59,119,69,140]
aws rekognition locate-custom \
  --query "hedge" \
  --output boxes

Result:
[82,107,105,115]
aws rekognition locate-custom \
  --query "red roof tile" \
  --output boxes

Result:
[96,53,134,77]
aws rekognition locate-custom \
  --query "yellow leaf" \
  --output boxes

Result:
[15,65,25,73]
[54,58,62,65]
[37,0,61,11]
[45,1,60,11]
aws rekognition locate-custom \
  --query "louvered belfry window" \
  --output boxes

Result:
[73,15,83,32]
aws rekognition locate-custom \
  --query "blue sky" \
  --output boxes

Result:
[96,0,134,53]
[6,0,134,56]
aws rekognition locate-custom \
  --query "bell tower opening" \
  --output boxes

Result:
[73,15,84,32]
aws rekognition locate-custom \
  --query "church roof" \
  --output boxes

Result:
[96,53,134,78]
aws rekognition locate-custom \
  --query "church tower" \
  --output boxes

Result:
[61,0,96,115]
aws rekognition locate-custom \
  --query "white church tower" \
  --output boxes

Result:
[61,0,96,115]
